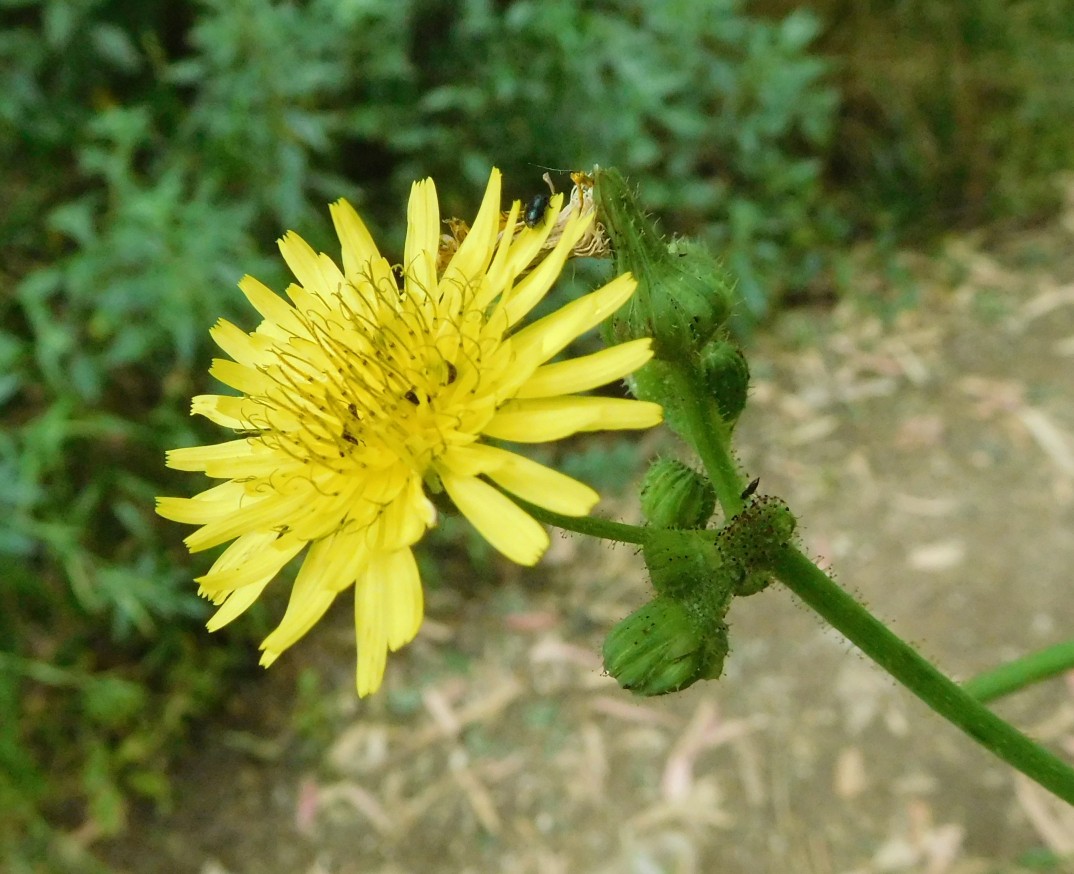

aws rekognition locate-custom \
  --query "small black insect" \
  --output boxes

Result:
[524,193,550,229]
[740,477,761,501]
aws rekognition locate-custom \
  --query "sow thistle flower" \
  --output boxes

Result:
[157,169,662,696]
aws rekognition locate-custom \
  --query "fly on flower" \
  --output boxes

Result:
[156,169,662,696]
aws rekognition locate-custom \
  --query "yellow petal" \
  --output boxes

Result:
[369,475,436,550]
[282,476,367,543]
[502,209,593,327]
[481,398,602,442]
[474,445,599,516]
[508,273,637,368]
[492,193,564,296]
[278,231,344,298]
[209,319,270,367]
[156,493,236,525]
[156,480,248,522]
[184,488,311,553]
[575,397,664,431]
[259,537,342,659]
[514,338,654,399]
[165,437,284,479]
[440,471,548,565]
[446,168,501,283]
[189,394,302,438]
[282,280,328,319]
[366,548,424,651]
[323,529,374,593]
[329,198,383,279]
[164,442,263,476]
[355,568,388,697]
[484,396,662,442]
[197,531,305,594]
[208,358,272,395]
[404,178,440,300]
[476,199,524,310]
[206,578,273,631]
[238,275,297,327]
[436,443,503,478]
[188,394,245,429]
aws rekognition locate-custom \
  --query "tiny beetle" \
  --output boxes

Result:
[524,193,550,228]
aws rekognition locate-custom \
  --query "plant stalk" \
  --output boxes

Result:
[770,545,1074,804]
[963,639,1074,704]
[662,362,745,517]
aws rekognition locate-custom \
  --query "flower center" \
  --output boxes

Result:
[251,267,502,477]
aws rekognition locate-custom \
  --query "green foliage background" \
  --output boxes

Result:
[1,0,1071,869]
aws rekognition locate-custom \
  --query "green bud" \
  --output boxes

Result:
[603,597,729,695]
[717,496,798,596]
[642,529,726,603]
[640,458,716,529]
[642,530,735,666]
[596,168,734,360]
[700,337,750,426]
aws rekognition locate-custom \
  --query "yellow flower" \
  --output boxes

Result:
[156,169,662,696]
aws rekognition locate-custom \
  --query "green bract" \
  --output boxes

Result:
[603,596,729,696]
[640,458,716,529]
[700,337,750,427]
[596,168,734,361]
[717,496,798,595]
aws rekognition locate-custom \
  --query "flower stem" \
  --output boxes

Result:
[663,362,745,517]
[963,639,1074,704]
[512,497,649,545]
[770,545,1074,804]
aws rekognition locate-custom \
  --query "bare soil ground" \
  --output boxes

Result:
[102,197,1074,874]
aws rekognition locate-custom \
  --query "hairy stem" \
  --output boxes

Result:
[662,362,745,517]
[512,498,649,545]
[770,545,1074,804]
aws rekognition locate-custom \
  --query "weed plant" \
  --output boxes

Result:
[2,0,1073,869]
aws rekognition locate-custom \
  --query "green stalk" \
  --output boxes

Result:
[662,362,745,517]
[770,545,1074,804]
[514,495,1074,799]
[512,497,649,545]
[963,639,1074,704]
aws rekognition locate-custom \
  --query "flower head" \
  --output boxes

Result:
[157,169,662,696]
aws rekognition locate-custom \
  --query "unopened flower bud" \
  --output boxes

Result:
[700,337,750,426]
[603,597,729,695]
[640,458,716,529]
[642,529,726,604]
[596,168,734,359]
[717,496,798,595]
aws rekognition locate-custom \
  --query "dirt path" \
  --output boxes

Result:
[103,203,1074,874]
